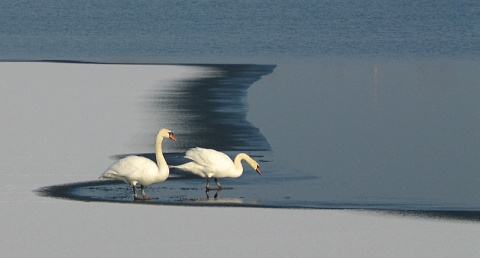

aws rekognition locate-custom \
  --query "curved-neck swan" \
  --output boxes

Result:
[172,147,261,190]
[99,128,176,200]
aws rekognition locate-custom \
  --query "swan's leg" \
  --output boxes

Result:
[138,185,158,200]
[205,189,210,199]
[141,185,147,199]
[132,185,138,199]
[133,184,145,200]
[205,177,211,189]
[214,178,223,189]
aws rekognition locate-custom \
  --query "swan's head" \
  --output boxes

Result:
[249,160,261,175]
[239,153,261,175]
[254,164,261,175]
[159,128,176,141]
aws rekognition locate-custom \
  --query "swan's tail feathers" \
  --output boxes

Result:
[169,165,187,173]
[169,163,189,171]
[98,170,119,179]
[170,162,206,178]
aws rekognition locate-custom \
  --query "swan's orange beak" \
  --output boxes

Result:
[256,166,261,175]
[169,132,176,141]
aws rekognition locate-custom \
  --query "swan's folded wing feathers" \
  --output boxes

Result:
[108,156,156,177]
[185,147,232,168]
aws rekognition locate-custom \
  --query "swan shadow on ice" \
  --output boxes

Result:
[35,177,254,207]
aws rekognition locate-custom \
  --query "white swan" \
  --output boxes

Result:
[171,147,261,189]
[99,128,176,200]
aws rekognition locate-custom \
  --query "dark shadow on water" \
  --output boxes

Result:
[150,64,276,152]
[35,178,259,207]
[35,178,480,222]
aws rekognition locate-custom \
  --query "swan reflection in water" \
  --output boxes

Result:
[206,188,221,199]
[204,188,237,199]
[199,188,247,204]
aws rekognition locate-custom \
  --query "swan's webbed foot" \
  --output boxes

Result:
[133,185,158,200]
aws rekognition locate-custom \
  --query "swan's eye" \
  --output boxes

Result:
[257,165,260,168]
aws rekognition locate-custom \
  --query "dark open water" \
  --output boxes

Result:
[1,0,479,61]
[3,1,480,219]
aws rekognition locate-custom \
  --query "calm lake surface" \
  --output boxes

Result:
[2,1,479,212]
[2,0,479,61]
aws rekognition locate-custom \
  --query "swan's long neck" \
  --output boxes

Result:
[233,153,253,175]
[155,135,168,173]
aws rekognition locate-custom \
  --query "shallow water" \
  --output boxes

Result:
[35,62,480,219]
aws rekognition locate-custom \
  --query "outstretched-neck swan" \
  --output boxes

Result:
[99,128,176,200]
[171,147,261,190]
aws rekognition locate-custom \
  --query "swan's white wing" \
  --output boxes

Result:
[101,156,157,180]
[172,161,207,177]
[177,148,244,179]
[184,147,233,169]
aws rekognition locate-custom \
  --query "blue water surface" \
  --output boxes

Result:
[1,0,479,62]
